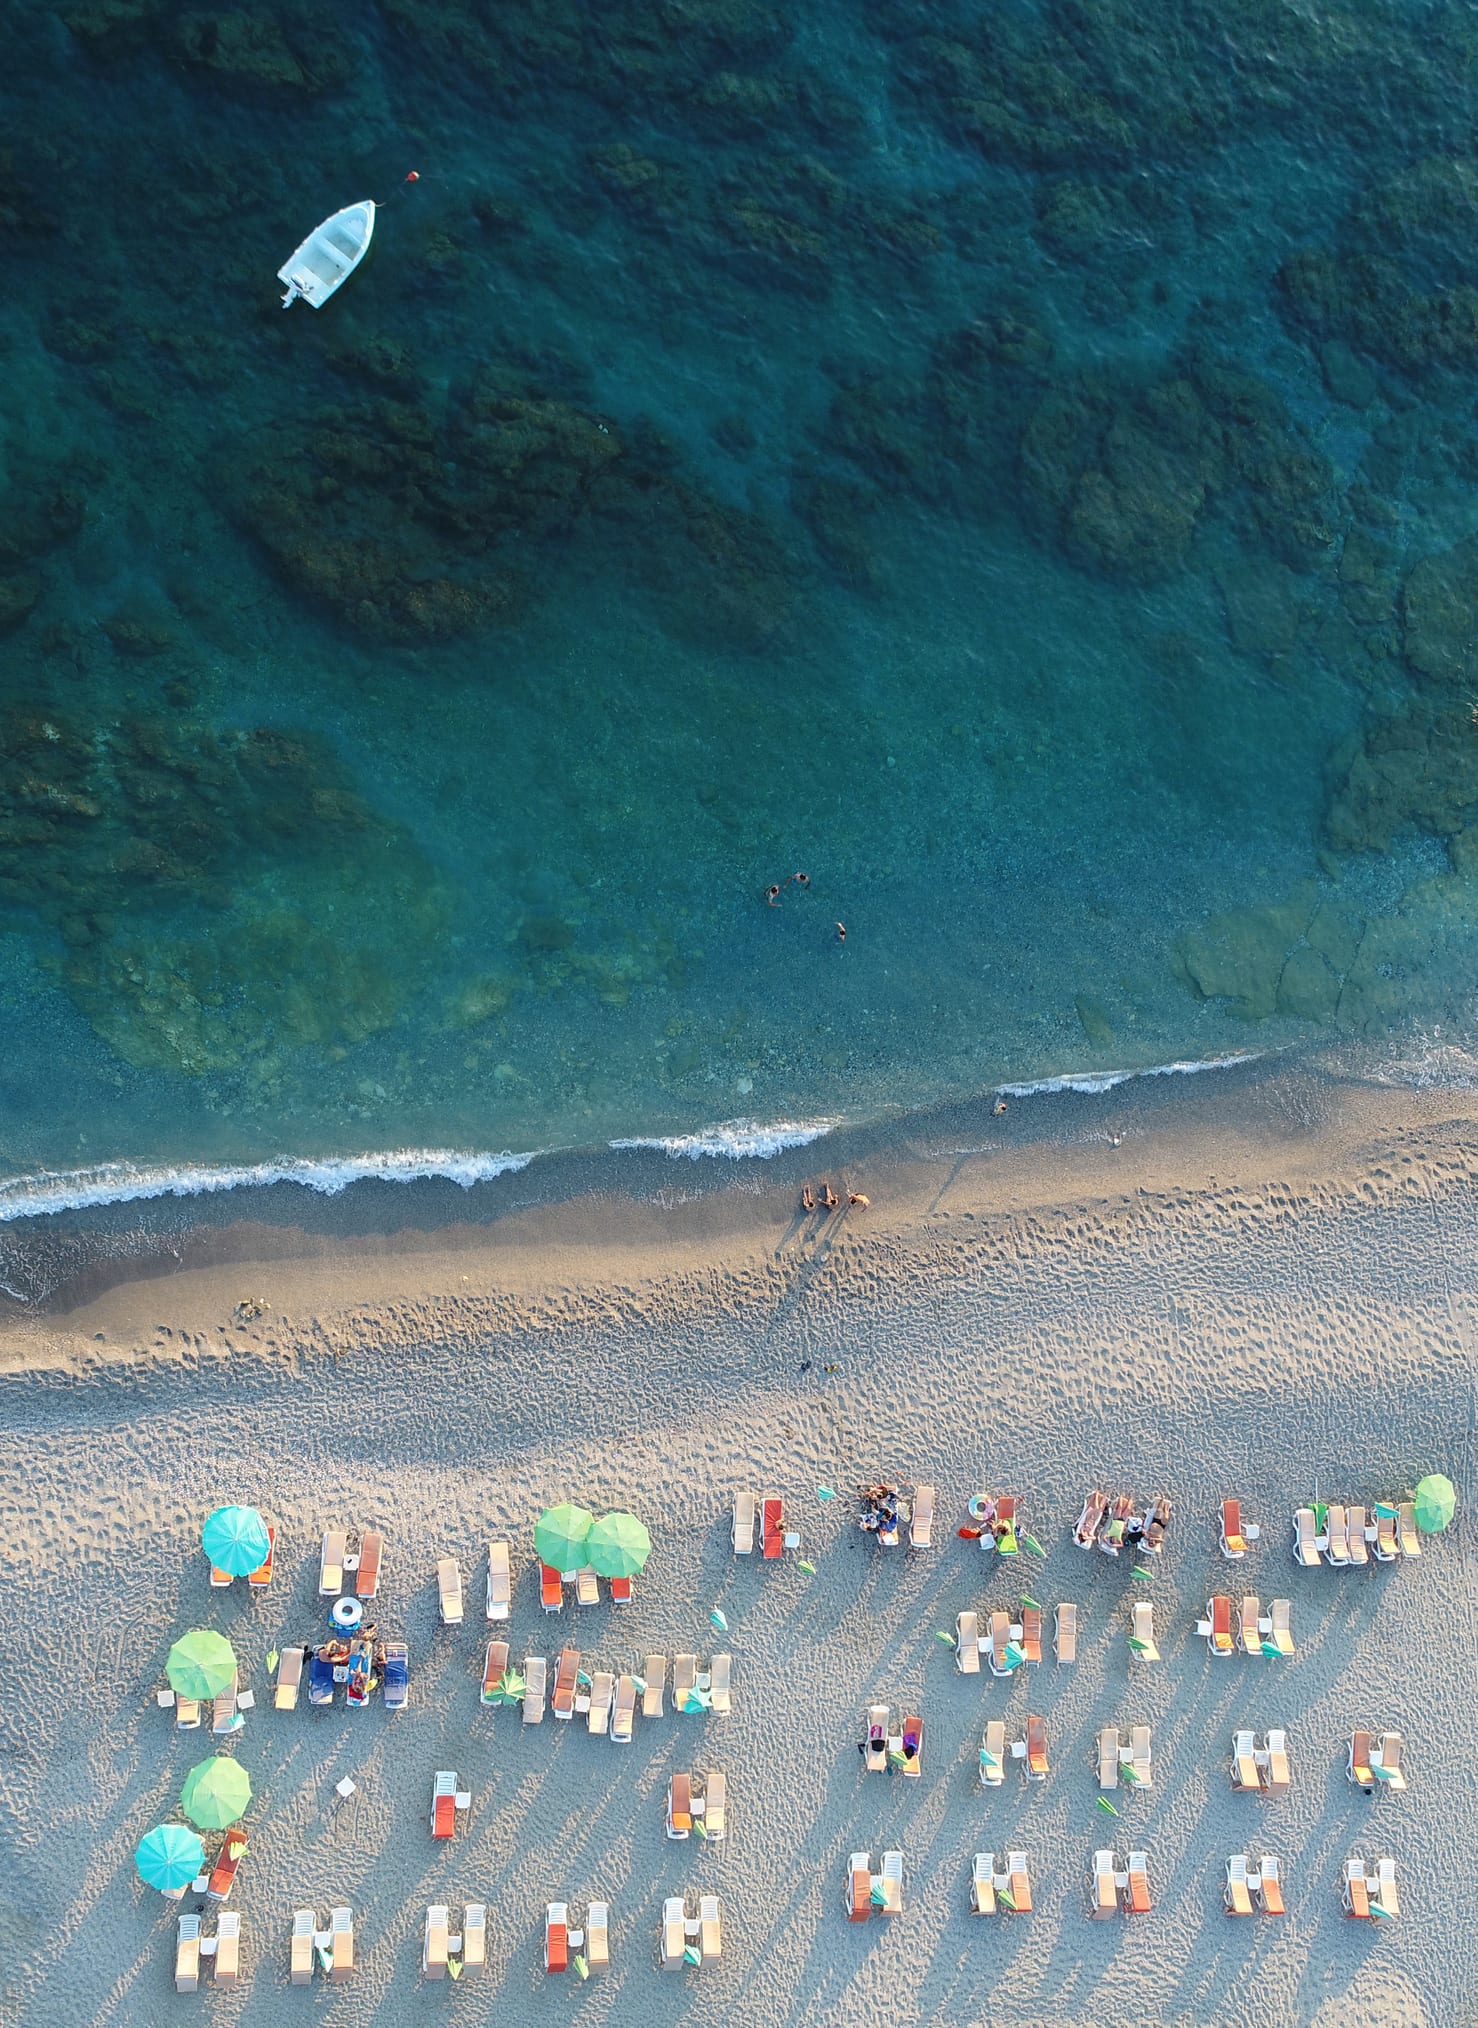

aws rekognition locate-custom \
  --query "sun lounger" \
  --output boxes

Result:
[955,1610,981,1675]
[209,1555,233,1589]
[307,1650,334,1706]
[1397,1502,1422,1558]
[175,1696,202,1729]
[987,1609,1012,1676]
[431,1770,457,1839]
[1044,1607,1076,1678]
[540,1562,563,1612]
[704,1769,726,1840]
[612,1674,636,1743]
[176,1915,201,1992]
[733,1490,756,1554]
[1001,1851,1031,1913]
[1020,1602,1042,1665]
[1075,1489,1109,1547]
[1099,1495,1131,1557]
[1231,1729,1260,1791]
[979,1718,1006,1787]
[463,1903,486,1973]
[353,1529,382,1600]
[481,1638,509,1706]
[1347,1504,1369,1567]
[910,1484,935,1548]
[1326,1504,1350,1566]
[1372,1731,1406,1792]
[575,1565,599,1607]
[667,1773,694,1843]
[1091,1849,1118,1918]
[319,1529,346,1595]
[424,1904,449,1979]
[877,1850,903,1915]
[247,1524,276,1591]
[274,1645,303,1712]
[899,1712,923,1777]
[212,1671,241,1734]
[1225,1853,1254,1916]
[845,1852,871,1923]
[1023,1713,1048,1782]
[1128,1723,1152,1787]
[1198,1595,1234,1655]
[518,1652,545,1725]
[586,1899,609,1969]
[552,1647,579,1719]
[546,1902,569,1973]
[661,1895,687,1965]
[609,1574,632,1604]
[1124,1851,1151,1914]
[1239,1595,1262,1657]
[485,1540,510,1620]
[329,1907,353,1981]
[699,1894,722,1961]
[643,1653,666,1718]
[1257,1855,1284,1915]
[1343,1856,1370,1919]
[1130,1599,1159,1661]
[1258,1597,1295,1657]
[588,1670,614,1735]
[864,1703,889,1774]
[762,1497,785,1559]
[1373,1506,1398,1561]
[382,1639,408,1710]
[437,1557,463,1627]
[1098,1726,1120,1789]
[708,1653,732,1714]
[207,1832,247,1901]
[673,1654,697,1707]
[1261,1728,1290,1795]
[214,1910,240,1983]
[290,1910,315,1985]
[1376,1856,1398,1918]
[1348,1728,1375,1793]
[994,1495,1018,1555]
[1220,1499,1256,1558]
[1292,1507,1323,1566]
[972,1852,997,1915]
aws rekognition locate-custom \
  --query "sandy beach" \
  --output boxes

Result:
[2,1065,1475,2027]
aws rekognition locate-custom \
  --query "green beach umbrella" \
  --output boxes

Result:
[201,1505,270,1576]
[798,1560,817,1575]
[1096,1796,1119,1817]
[1260,1639,1282,1659]
[1413,1474,1456,1533]
[1022,1533,1047,1558]
[684,1943,703,1964]
[166,1630,237,1702]
[585,1512,652,1579]
[136,1823,205,1892]
[181,1755,251,1831]
[533,1503,594,1572]
[492,1670,525,1707]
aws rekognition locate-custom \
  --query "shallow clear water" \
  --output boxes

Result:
[5,0,1478,1205]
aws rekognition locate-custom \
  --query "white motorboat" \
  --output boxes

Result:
[278,200,375,309]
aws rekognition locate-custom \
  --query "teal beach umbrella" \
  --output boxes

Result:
[135,1823,205,1892]
[181,1755,252,1830]
[166,1630,237,1701]
[585,1512,651,1578]
[533,1503,594,1572]
[1412,1474,1456,1534]
[202,1506,270,1575]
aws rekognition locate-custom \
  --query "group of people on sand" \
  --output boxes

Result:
[857,1482,909,1538]
[1076,1489,1171,1556]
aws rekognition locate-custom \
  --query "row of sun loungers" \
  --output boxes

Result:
[845,1850,904,1921]
[1074,1492,1170,1556]
[318,1529,383,1600]
[544,1900,609,1974]
[210,1526,275,1591]
[540,1561,633,1608]
[1294,1502,1422,1565]
[733,1492,803,1557]
[970,1852,1031,1914]
[660,1894,722,1968]
[1224,1854,1284,1915]
[954,1601,1064,1673]
[423,1904,487,1979]
[1343,1856,1400,1919]
[861,1704,924,1775]
[1197,1595,1295,1657]
[175,1914,242,1990]
[975,1716,1049,1783]
[666,1770,727,1839]
[289,1907,353,1984]
[1090,1850,1152,1915]
[472,1648,732,1727]
[1347,1729,1406,1793]
[1098,1725,1152,1789]
[1229,1728,1290,1793]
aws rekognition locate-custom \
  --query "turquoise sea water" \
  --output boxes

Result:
[5,0,1478,1216]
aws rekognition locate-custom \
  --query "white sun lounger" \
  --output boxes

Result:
[703,1769,726,1840]
[1225,1853,1254,1916]
[1127,1724,1152,1787]
[864,1703,889,1775]
[275,1645,303,1712]
[1326,1504,1350,1566]
[972,1851,997,1915]
[1098,1726,1120,1789]
[1130,1600,1159,1661]
[1239,1595,1262,1657]
[643,1654,666,1718]
[910,1484,935,1548]
[214,1910,240,1984]
[523,1654,546,1724]
[1259,1597,1294,1656]
[329,1907,353,1980]
[486,1540,511,1620]
[212,1671,241,1735]
[1091,1849,1117,1918]
[876,1850,903,1915]
[424,1904,449,1979]
[707,1653,732,1713]
[1256,1856,1284,1915]
[980,1718,1006,1788]
[175,1696,202,1729]
[1055,1601,1078,1664]
[176,1915,201,1992]
[319,1529,346,1595]
[575,1565,599,1607]
[463,1903,486,1972]
[1231,1729,1260,1791]
[955,1610,981,1675]
[1261,1728,1291,1795]
[588,1670,614,1735]
[699,1895,722,1961]
[612,1674,637,1743]
[673,1654,697,1705]
[1292,1507,1323,1565]
[289,1910,315,1984]
[733,1491,756,1555]
[1371,1732,1406,1792]
[587,1899,610,1969]
[437,1557,463,1627]
[661,1896,686,1967]
[1376,1856,1399,1918]
[999,1851,1031,1913]
[1347,1504,1369,1566]
[1397,1502,1423,1558]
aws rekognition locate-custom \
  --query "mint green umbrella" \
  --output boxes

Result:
[1413,1474,1456,1533]
[181,1756,251,1830]
[202,1506,270,1575]
[136,1823,205,1891]
[167,1630,237,1701]
[584,1511,650,1577]
[533,1503,593,1572]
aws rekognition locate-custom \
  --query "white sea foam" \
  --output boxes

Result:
[0,1148,538,1223]
[609,1118,837,1160]
[995,1049,1264,1100]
